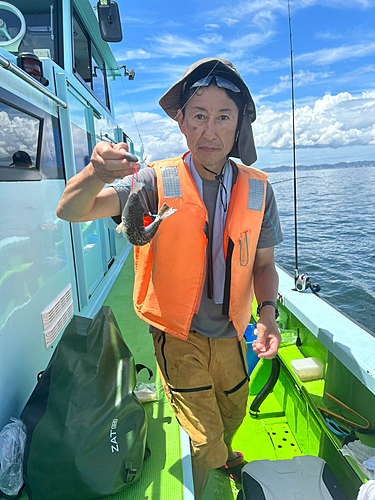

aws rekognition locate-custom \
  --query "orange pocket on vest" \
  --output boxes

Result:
[239,231,250,266]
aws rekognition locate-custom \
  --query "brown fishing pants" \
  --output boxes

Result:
[152,329,249,469]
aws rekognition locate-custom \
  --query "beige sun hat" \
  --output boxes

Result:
[159,57,257,166]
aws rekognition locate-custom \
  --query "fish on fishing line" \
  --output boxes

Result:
[116,178,177,246]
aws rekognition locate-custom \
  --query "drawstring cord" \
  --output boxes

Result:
[201,164,228,213]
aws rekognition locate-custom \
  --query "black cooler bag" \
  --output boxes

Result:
[21,306,149,500]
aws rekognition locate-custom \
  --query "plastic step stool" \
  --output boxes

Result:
[238,455,349,500]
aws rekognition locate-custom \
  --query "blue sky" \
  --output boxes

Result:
[99,0,375,169]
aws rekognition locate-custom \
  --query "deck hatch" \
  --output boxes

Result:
[41,284,74,348]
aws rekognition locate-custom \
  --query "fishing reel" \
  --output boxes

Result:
[295,273,321,293]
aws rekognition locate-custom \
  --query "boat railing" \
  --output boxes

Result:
[0,53,67,109]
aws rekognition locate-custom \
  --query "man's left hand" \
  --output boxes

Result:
[252,313,281,359]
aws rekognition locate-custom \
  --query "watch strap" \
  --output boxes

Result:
[256,301,279,319]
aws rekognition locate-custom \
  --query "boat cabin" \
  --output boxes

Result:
[0,0,136,432]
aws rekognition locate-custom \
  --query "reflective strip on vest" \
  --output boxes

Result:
[248,178,265,211]
[160,166,182,198]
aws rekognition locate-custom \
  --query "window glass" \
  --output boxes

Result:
[72,10,109,110]
[0,100,39,169]
[72,13,91,83]
[0,92,64,181]
[91,44,107,108]
[1,1,57,61]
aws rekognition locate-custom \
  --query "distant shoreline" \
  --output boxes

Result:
[263,160,375,173]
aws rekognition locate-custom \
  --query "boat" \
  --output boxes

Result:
[1,1,374,499]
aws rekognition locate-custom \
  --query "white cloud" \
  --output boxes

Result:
[142,132,187,163]
[116,112,187,162]
[163,20,184,28]
[0,111,39,162]
[199,34,223,44]
[258,70,331,100]
[114,49,150,61]
[212,0,285,18]
[222,18,239,27]
[254,91,375,150]
[363,90,375,98]
[223,29,276,60]
[336,64,375,83]
[123,111,164,125]
[150,34,206,58]
[118,15,155,26]
[296,42,375,66]
[118,82,168,95]
[315,30,345,41]
[205,24,220,30]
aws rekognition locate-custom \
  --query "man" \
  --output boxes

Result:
[57,58,283,499]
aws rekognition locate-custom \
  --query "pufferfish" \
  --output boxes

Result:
[116,179,177,246]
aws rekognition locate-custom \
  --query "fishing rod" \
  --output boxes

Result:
[288,1,320,293]
[288,1,299,287]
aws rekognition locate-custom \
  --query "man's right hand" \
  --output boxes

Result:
[90,141,140,184]
[56,141,140,222]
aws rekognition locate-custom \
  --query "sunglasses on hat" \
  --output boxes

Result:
[185,75,241,94]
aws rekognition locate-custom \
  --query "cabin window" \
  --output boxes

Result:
[0,90,64,181]
[72,10,110,110]
[72,13,91,83]
[0,1,62,65]
[91,45,107,107]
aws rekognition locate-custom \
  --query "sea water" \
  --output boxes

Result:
[270,165,375,335]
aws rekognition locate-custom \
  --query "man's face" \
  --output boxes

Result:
[177,85,239,174]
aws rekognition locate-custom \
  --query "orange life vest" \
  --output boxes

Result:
[132,154,268,341]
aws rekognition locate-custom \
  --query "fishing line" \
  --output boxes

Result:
[110,183,157,192]
[271,176,326,185]
[119,74,145,151]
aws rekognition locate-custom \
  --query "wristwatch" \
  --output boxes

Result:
[256,301,279,319]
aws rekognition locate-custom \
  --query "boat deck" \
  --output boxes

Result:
[19,253,363,500]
